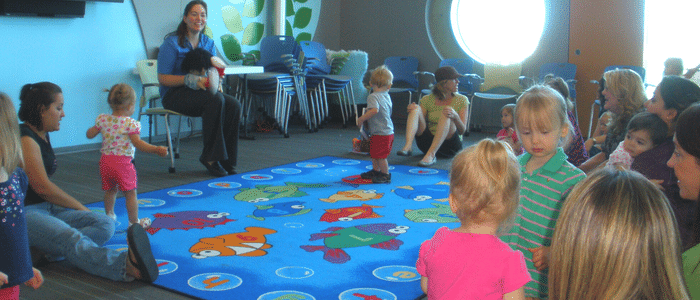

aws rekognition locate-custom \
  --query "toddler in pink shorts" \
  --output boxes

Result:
[86,83,168,227]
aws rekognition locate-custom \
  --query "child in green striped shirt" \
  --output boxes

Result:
[502,85,586,299]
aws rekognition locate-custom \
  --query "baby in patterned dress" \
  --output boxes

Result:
[605,111,668,170]
[86,83,168,227]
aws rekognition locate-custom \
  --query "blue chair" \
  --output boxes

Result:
[536,62,579,123]
[299,41,356,128]
[539,62,577,99]
[243,35,306,138]
[384,56,420,103]
[415,57,478,98]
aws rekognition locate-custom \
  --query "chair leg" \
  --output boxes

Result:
[347,81,356,122]
[588,101,599,138]
[175,115,183,159]
[148,115,153,144]
[164,114,176,173]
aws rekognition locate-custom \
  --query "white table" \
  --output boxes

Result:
[224,65,264,75]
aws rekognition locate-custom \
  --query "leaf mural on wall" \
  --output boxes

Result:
[220,5,243,62]
[242,22,264,45]
[243,0,264,18]
[286,0,295,17]
[207,0,320,64]
[296,32,312,41]
[285,20,294,37]
[222,6,244,34]
[204,26,214,40]
[293,7,312,29]
[221,34,243,61]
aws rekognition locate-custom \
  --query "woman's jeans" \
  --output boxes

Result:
[25,202,129,281]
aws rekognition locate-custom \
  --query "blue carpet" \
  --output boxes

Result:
[88,156,454,300]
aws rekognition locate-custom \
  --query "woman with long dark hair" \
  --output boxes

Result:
[667,103,700,298]
[157,0,240,177]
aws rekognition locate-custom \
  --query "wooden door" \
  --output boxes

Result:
[569,0,644,137]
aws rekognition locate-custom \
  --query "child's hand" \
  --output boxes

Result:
[528,246,550,271]
[25,267,43,289]
[156,146,169,157]
[0,271,8,285]
[407,102,419,112]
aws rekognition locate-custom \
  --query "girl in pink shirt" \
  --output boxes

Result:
[86,84,168,227]
[416,138,531,299]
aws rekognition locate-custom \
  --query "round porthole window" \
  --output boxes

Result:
[426,0,545,64]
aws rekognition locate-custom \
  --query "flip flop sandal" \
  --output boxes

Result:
[127,224,158,282]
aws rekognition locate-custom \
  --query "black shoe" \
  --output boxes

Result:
[360,169,380,179]
[199,158,228,177]
[372,172,391,183]
[219,160,237,175]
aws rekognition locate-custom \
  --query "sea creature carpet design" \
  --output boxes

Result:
[89,156,452,300]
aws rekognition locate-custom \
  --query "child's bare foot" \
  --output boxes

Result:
[129,217,152,228]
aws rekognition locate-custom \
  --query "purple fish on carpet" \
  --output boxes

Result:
[145,210,235,235]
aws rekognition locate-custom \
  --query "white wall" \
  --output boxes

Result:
[0,0,146,150]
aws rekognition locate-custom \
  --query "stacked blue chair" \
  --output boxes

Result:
[243,35,306,138]
[299,41,356,128]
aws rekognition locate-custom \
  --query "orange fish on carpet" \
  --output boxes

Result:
[189,226,277,259]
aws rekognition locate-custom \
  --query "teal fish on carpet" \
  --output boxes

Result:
[234,182,329,203]
[404,203,458,223]
[393,181,450,202]
[247,201,311,221]
[300,223,408,264]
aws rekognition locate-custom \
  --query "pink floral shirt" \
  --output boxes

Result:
[95,114,141,157]
[606,142,633,169]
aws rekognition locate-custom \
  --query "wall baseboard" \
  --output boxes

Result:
[54,131,201,155]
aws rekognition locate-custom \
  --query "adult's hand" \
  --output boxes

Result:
[442,106,458,120]
[407,102,419,112]
[184,73,206,90]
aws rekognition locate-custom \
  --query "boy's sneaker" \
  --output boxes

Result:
[372,172,391,183]
[360,169,381,179]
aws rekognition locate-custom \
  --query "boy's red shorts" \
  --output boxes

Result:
[370,134,394,159]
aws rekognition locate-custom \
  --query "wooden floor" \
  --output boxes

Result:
[18,120,490,300]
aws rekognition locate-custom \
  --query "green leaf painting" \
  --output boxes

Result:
[221,34,242,61]
[222,6,243,34]
[208,1,320,64]
[293,7,312,29]
[285,20,293,37]
[296,32,312,41]
[243,0,264,18]
[286,0,295,17]
[242,22,264,46]
[204,26,214,39]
